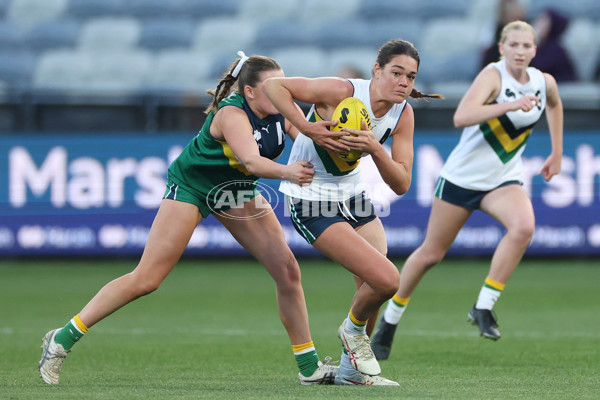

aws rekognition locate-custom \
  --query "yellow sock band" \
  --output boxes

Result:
[392,294,410,307]
[484,277,505,291]
[349,309,367,326]
[73,314,89,333]
[292,341,315,354]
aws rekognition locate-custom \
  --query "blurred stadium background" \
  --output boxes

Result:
[1,0,599,257]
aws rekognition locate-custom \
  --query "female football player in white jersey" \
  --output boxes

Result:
[263,39,442,385]
[371,21,564,359]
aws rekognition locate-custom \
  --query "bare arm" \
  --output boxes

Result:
[339,105,415,195]
[217,106,314,185]
[540,73,563,181]
[263,76,354,152]
[372,105,414,195]
[453,66,540,128]
[284,103,305,142]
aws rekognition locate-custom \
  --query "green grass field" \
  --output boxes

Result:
[1,257,598,399]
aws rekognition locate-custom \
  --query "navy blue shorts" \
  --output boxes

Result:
[287,192,377,244]
[434,177,521,210]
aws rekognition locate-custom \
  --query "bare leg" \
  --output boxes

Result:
[480,184,535,284]
[396,197,472,298]
[215,195,311,345]
[312,222,399,322]
[355,217,388,335]
[79,199,202,327]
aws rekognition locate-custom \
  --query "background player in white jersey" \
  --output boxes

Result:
[264,39,441,385]
[371,21,564,359]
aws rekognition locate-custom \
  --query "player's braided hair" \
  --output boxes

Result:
[376,39,444,100]
[205,55,281,114]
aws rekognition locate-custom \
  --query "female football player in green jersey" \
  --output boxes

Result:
[264,39,442,385]
[371,20,564,359]
[39,52,339,386]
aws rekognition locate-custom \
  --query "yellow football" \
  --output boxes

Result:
[330,97,372,161]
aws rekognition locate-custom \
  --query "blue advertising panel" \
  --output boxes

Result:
[0,131,599,257]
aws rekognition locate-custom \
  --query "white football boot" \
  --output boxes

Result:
[337,320,381,376]
[335,368,399,386]
[298,356,338,385]
[39,329,70,384]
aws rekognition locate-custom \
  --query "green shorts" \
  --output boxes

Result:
[163,175,258,218]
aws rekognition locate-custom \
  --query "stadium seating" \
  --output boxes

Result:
[527,0,600,20]
[328,47,377,78]
[296,0,360,21]
[0,0,11,16]
[34,50,94,90]
[269,47,328,78]
[192,17,258,57]
[428,81,471,104]
[0,50,36,87]
[0,0,598,98]
[561,18,600,81]
[557,82,600,109]
[34,49,152,92]
[77,17,141,51]
[148,49,213,92]
[120,0,188,19]
[6,0,67,27]
[84,50,152,92]
[358,0,470,21]
[180,0,239,19]
[0,20,26,50]
[138,18,195,50]
[237,0,296,21]
[22,19,81,52]
[418,17,487,85]
[313,19,373,50]
[253,19,318,50]
[67,0,123,19]
[418,50,480,87]
[361,18,425,50]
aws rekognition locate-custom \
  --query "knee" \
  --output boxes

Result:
[128,271,162,297]
[267,252,302,291]
[378,264,400,299]
[509,221,535,243]
[414,246,445,272]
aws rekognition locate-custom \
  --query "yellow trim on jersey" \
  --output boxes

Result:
[487,118,531,153]
[218,140,251,176]
[73,314,89,333]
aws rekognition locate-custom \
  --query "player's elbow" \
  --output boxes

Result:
[262,77,281,96]
[453,112,466,128]
[391,180,411,196]
[243,159,259,176]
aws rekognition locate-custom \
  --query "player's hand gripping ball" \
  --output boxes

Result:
[330,97,372,161]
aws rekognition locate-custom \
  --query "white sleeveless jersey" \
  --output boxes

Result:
[279,78,406,201]
[440,59,547,190]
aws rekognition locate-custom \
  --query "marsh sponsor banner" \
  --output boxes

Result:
[0,131,599,256]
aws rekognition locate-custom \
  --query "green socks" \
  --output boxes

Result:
[53,315,88,350]
[293,341,319,377]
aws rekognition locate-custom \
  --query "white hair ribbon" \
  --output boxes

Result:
[231,50,249,78]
